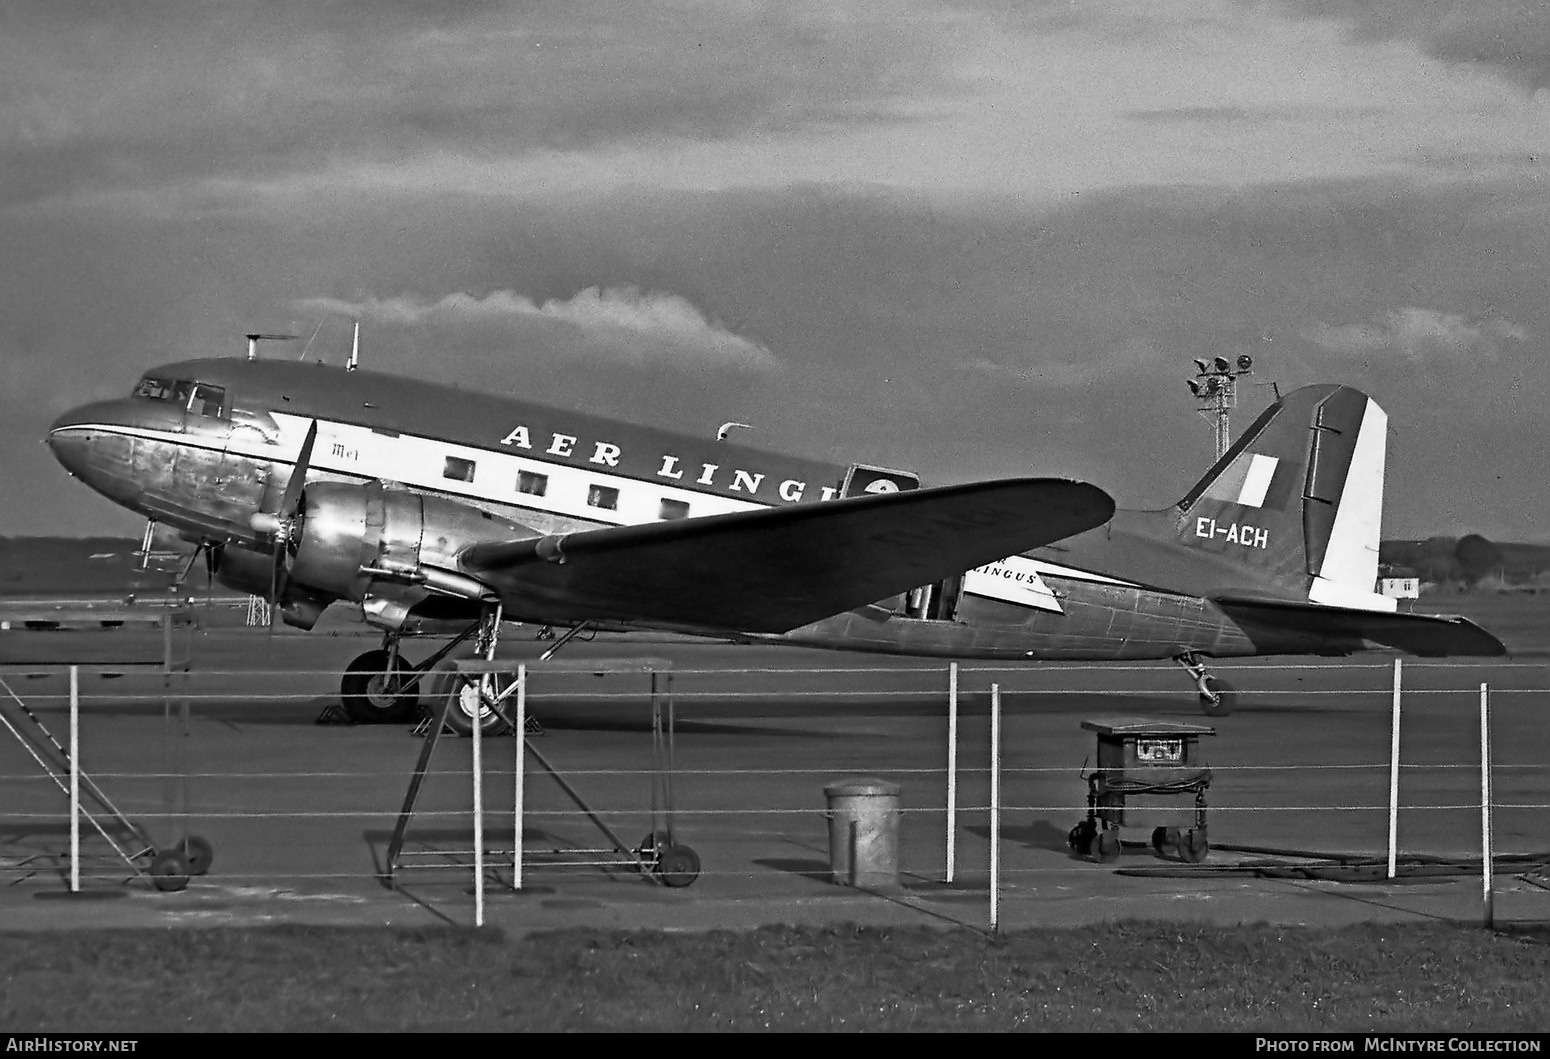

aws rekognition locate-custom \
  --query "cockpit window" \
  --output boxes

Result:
[132,377,177,401]
[189,383,225,418]
[131,377,225,418]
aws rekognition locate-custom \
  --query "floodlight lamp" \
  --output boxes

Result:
[1236,354,1253,371]
[1204,376,1221,394]
[1212,356,1231,373]
[1193,358,1210,375]
[1187,380,1202,396]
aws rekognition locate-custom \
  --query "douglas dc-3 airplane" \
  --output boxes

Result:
[45,345,1504,731]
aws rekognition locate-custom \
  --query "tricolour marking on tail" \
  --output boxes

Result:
[1174,384,1396,612]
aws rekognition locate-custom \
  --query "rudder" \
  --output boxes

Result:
[1174,384,1395,611]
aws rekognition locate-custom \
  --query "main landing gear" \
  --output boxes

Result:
[1175,652,1235,717]
[334,622,482,725]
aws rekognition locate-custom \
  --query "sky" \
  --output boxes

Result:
[3,0,1549,542]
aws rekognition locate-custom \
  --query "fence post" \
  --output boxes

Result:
[1387,658,1402,879]
[989,682,1001,933]
[1481,682,1494,929]
[946,662,958,883]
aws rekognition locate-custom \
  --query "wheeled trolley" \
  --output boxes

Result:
[386,656,700,891]
[1067,717,1216,864]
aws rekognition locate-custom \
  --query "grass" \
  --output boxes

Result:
[3,921,1549,1032]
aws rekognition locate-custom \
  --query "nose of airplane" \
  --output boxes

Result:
[45,398,141,495]
[45,403,101,478]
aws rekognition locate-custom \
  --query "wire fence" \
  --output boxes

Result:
[1,657,1546,909]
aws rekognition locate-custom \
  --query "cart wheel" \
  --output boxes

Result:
[1094,829,1122,863]
[149,849,191,892]
[1180,829,1209,863]
[176,835,213,876]
[656,845,700,888]
[1198,676,1236,717]
[1151,826,1168,852]
[1067,820,1096,856]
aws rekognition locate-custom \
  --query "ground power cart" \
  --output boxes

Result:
[1068,717,1216,864]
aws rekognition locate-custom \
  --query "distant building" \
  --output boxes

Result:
[1380,577,1420,599]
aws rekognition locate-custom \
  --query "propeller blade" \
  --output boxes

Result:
[267,419,316,634]
[278,419,317,520]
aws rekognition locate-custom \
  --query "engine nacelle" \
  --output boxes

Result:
[287,481,537,606]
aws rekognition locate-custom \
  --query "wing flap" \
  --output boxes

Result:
[1213,595,1507,657]
[464,478,1113,634]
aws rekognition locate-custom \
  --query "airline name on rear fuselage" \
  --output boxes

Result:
[498,424,838,503]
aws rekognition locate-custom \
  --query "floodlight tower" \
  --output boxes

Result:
[1187,354,1254,461]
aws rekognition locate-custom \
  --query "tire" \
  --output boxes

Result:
[431,663,512,738]
[656,845,701,888]
[176,835,214,876]
[1068,820,1096,856]
[149,849,191,892]
[1095,830,1122,863]
[1198,675,1236,717]
[1181,829,1209,863]
[340,649,420,724]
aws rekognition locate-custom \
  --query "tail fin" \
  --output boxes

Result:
[1173,384,1395,612]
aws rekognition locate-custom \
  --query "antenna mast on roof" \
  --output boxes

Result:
[245,332,298,360]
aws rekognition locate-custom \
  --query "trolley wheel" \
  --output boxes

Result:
[1180,829,1209,863]
[655,845,701,888]
[1151,826,1170,853]
[440,674,512,738]
[175,835,214,876]
[1067,819,1097,856]
[1094,829,1122,863]
[1198,675,1236,717]
[149,849,191,892]
[341,650,420,724]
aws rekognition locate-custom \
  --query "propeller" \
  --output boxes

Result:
[250,419,317,629]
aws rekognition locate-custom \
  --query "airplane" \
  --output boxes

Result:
[44,346,1504,733]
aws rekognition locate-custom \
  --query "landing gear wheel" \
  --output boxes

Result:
[148,849,191,892]
[1198,675,1235,717]
[1094,829,1122,863]
[440,675,512,738]
[175,835,214,876]
[341,650,420,724]
[1068,819,1097,856]
[1180,829,1209,863]
[655,845,701,888]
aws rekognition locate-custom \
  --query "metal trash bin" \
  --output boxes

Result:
[823,777,901,889]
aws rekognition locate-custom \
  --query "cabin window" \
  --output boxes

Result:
[587,484,619,511]
[188,383,226,418]
[443,455,476,483]
[517,470,548,496]
[659,498,690,520]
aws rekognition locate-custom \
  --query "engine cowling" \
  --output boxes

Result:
[285,481,538,606]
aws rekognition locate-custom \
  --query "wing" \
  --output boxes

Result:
[462,478,1114,634]
[1213,596,1507,657]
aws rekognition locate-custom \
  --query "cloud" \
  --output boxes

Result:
[293,286,779,371]
[1277,0,1550,91]
[1300,306,1529,360]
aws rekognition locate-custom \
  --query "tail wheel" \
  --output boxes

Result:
[1198,675,1235,717]
[341,649,420,724]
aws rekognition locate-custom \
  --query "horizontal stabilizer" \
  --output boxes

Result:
[463,478,1114,634]
[1213,596,1507,657]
